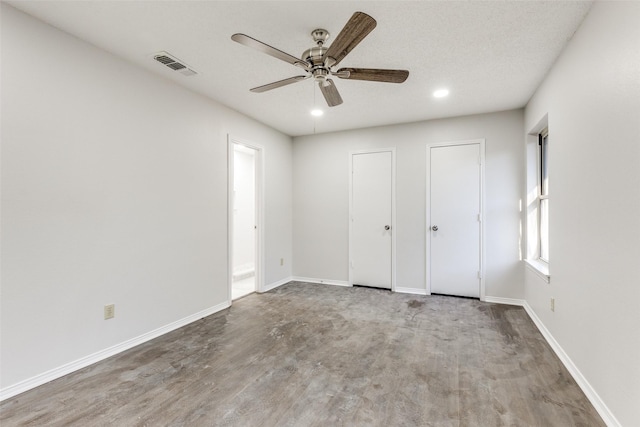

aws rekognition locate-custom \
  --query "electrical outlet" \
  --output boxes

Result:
[104,304,115,320]
[550,298,555,312]
[280,258,284,266]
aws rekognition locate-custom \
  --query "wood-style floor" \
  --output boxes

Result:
[1,282,604,426]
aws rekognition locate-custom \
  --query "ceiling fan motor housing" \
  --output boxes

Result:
[302,45,328,67]
[304,29,334,81]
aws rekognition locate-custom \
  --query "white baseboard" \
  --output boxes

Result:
[483,296,525,306]
[0,300,230,402]
[261,276,292,293]
[522,302,620,427]
[291,276,350,287]
[395,287,428,295]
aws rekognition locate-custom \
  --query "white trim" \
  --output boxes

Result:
[483,296,525,306]
[0,301,230,401]
[261,277,292,293]
[395,287,428,296]
[426,139,486,299]
[524,259,550,283]
[522,302,620,427]
[292,276,350,287]
[228,135,265,304]
[348,148,397,291]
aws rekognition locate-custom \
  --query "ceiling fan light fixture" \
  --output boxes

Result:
[311,109,324,117]
[433,88,450,98]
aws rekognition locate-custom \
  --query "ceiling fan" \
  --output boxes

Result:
[231,12,409,107]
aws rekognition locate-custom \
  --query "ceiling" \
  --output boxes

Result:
[7,1,593,137]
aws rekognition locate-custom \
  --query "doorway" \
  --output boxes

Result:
[426,140,484,299]
[349,149,396,290]
[228,136,263,301]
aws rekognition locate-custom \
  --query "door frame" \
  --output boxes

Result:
[426,139,486,300]
[348,148,396,291]
[227,134,265,303]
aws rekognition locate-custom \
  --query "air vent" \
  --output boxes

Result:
[153,51,197,76]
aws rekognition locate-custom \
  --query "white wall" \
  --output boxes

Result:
[0,4,292,391]
[293,110,524,298]
[523,2,640,425]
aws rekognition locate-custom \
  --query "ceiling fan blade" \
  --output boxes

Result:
[323,12,377,67]
[336,68,409,83]
[231,33,309,71]
[250,75,310,93]
[319,79,343,107]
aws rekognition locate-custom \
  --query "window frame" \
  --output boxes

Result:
[537,128,549,264]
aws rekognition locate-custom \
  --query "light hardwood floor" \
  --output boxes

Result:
[0,282,604,426]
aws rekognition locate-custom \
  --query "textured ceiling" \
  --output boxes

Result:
[7,1,593,136]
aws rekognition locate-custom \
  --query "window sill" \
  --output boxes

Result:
[524,259,550,283]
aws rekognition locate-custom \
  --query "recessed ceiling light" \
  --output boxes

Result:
[433,89,449,98]
[311,109,324,117]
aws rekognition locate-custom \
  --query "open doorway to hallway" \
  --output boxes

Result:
[231,143,257,300]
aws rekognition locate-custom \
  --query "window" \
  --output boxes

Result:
[525,119,549,281]
[538,129,549,262]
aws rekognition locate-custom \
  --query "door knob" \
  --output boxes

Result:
[432,225,438,231]
[384,225,391,230]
